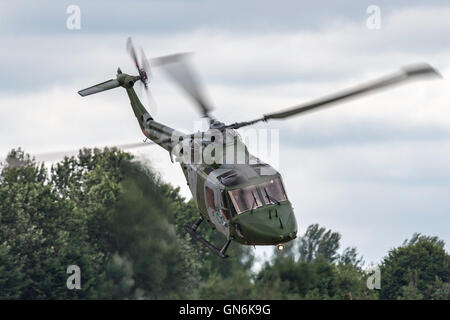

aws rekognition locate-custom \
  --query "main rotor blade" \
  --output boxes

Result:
[150,53,214,120]
[32,142,155,162]
[226,63,441,130]
[78,79,121,97]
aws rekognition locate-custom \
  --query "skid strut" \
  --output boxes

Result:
[185,218,231,259]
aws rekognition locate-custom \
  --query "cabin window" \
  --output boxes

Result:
[228,186,262,214]
[221,192,232,220]
[258,178,287,205]
[205,187,216,209]
[203,167,214,175]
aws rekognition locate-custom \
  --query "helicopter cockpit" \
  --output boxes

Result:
[227,177,287,216]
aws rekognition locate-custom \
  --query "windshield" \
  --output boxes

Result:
[258,178,287,205]
[228,186,262,214]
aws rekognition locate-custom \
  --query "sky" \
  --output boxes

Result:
[0,0,449,266]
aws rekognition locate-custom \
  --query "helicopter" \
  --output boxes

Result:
[77,37,441,258]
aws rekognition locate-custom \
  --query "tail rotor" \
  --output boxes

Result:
[126,37,157,113]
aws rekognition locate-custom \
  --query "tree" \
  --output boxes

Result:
[334,262,377,300]
[254,224,371,300]
[0,243,26,299]
[0,149,104,299]
[298,224,341,263]
[339,247,364,269]
[430,278,450,300]
[0,148,200,299]
[196,271,254,300]
[380,233,450,299]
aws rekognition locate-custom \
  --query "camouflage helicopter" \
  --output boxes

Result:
[77,37,440,258]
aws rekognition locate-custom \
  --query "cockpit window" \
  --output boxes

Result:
[258,178,287,205]
[228,186,262,214]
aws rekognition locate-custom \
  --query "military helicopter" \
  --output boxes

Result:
[77,37,440,258]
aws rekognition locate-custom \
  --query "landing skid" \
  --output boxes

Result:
[185,218,231,259]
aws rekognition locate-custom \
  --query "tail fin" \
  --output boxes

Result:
[78,79,121,97]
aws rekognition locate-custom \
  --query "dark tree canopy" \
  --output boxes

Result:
[0,148,448,300]
[380,233,450,300]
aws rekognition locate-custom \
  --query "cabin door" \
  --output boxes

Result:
[204,184,230,238]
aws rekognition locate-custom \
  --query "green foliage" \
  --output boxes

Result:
[0,148,198,299]
[0,149,100,299]
[0,243,26,299]
[399,281,424,300]
[339,247,364,269]
[196,271,254,300]
[103,161,196,299]
[430,278,450,300]
[252,227,373,300]
[298,224,342,263]
[380,233,450,300]
[0,148,448,300]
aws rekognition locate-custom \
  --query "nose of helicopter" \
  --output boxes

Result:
[231,201,298,246]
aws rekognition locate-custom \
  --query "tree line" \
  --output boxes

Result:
[0,148,448,299]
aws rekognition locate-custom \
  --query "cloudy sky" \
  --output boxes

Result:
[1,0,449,266]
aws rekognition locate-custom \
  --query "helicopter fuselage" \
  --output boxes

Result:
[124,83,298,247]
[181,161,298,246]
